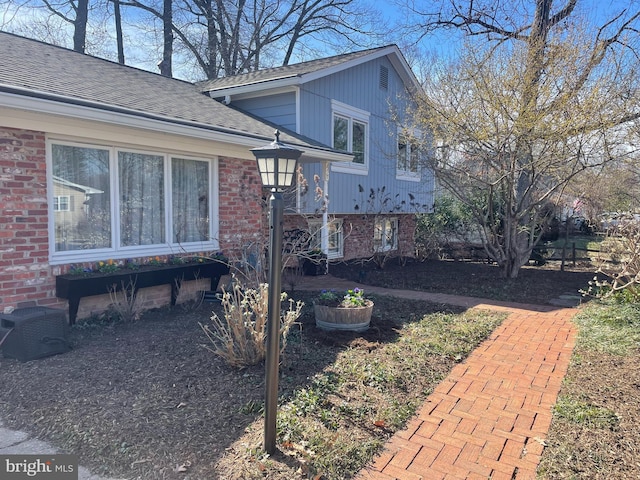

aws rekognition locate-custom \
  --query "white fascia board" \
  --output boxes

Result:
[0,89,347,162]
[206,46,422,96]
[206,77,301,99]
[300,46,399,83]
[300,45,421,92]
[387,50,422,92]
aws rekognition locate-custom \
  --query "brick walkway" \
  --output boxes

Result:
[298,275,578,480]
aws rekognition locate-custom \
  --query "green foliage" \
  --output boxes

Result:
[553,397,619,429]
[573,303,640,356]
[272,306,504,479]
[314,288,370,307]
[415,196,476,259]
[97,259,120,273]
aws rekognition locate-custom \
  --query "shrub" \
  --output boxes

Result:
[107,279,142,322]
[201,281,303,367]
[583,221,640,302]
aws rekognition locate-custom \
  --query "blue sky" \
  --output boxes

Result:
[1,0,638,79]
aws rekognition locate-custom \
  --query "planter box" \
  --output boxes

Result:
[314,302,373,332]
[56,261,230,325]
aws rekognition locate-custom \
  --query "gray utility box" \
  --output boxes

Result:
[0,307,70,362]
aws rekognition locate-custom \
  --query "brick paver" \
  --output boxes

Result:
[298,274,578,480]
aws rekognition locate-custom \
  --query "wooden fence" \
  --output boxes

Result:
[534,242,602,271]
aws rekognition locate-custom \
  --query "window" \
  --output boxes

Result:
[374,217,398,252]
[49,141,217,263]
[172,158,210,243]
[53,196,70,211]
[333,114,366,165]
[397,129,421,180]
[52,144,111,251]
[309,219,343,259]
[119,151,165,246]
[331,100,369,173]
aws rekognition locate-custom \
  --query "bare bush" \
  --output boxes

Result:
[584,222,640,302]
[107,279,142,322]
[201,281,303,367]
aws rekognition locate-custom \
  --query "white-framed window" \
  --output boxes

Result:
[396,128,421,181]
[48,140,218,263]
[309,218,344,259]
[331,99,369,174]
[53,196,70,211]
[374,217,398,252]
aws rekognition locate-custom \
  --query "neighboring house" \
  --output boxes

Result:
[0,31,349,320]
[51,176,105,251]
[199,45,435,262]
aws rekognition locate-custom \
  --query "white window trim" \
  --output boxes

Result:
[47,138,219,265]
[374,217,399,253]
[53,195,70,212]
[396,126,421,182]
[308,218,344,259]
[330,99,370,175]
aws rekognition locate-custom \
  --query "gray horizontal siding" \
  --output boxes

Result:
[233,92,297,132]
[298,55,433,214]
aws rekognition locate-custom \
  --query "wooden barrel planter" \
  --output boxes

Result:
[314,301,373,332]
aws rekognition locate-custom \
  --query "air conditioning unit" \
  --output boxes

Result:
[0,307,70,362]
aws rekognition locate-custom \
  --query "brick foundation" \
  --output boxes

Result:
[283,213,417,261]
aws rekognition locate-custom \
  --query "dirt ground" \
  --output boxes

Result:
[329,257,596,305]
[0,258,634,479]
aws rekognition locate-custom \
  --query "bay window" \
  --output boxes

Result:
[49,140,217,264]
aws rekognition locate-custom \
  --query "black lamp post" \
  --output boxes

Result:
[251,130,302,454]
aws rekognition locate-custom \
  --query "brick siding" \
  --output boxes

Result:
[0,126,417,320]
[0,127,58,311]
[283,213,417,261]
[0,127,266,322]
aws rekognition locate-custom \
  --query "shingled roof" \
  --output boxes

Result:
[0,31,342,154]
[198,45,420,95]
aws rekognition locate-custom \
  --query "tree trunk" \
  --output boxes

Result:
[159,0,173,76]
[73,0,89,53]
[114,0,125,64]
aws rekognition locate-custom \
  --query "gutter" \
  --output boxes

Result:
[0,85,350,163]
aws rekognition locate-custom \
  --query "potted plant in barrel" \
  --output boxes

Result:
[313,288,373,332]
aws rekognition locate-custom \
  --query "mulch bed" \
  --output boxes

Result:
[0,259,608,479]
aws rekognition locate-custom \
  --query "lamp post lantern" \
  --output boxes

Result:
[251,130,302,454]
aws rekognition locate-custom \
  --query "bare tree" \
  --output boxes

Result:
[38,0,90,52]
[119,0,384,79]
[410,0,640,278]
[1,0,115,54]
